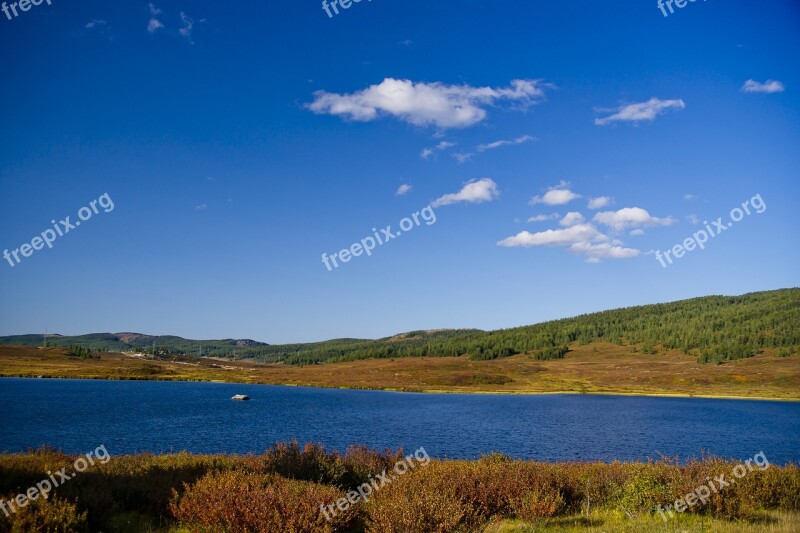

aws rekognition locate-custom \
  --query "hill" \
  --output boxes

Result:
[1,288,798,365]
[0,332,267,357]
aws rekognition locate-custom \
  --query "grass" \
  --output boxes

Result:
[1,343,798,400]
[485,510,800,532]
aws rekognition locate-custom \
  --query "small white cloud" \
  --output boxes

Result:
[741,79,785,94]
[595,98,685,126]
[148,3,162,15]
[147,18,164,33]
[307,78,552,129]
[629,229,645,236]
[433,178,499,207]
[687,214,700,225]
[195,203,207,210]
[497,224,607,248]
[593,207,675,231]
[531,181,582,206]
[179,12,194,41]
[527,213,560,223]
[499,218,641,263]
[421,141,455,159]
[560,212,586,227]
[395,184,413,197]
[477,135,536,153]
[587,196,613,210]
[683,193,697,201]
[569,241,640,262]
[85,19,107,29]
[399,39,413,46]
[452,152,473,164]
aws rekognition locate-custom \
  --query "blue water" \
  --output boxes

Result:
[0,378,798,464]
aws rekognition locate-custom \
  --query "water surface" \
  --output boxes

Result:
[1,378,797,463]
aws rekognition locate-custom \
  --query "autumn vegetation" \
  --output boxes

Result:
[1,442,799,532]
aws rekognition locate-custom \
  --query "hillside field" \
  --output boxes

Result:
[1,342,798,400]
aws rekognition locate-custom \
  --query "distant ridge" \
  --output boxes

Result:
[0,333,267,358]
[1,288,797,365]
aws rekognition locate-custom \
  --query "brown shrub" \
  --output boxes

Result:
[510,485,565,520]
[365,467,476,533]
[0,494,87,533]
[169,471,356,533]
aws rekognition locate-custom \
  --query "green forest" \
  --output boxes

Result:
[2,288,798,365]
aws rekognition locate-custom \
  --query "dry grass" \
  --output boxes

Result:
[484,510,800,532]
[1,343,798,400]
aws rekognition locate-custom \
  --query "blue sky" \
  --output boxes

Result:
[0,0,798,343]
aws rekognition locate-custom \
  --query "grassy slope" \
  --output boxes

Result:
[1,343,798,400]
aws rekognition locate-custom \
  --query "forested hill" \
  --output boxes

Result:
[249,288,798,364]
[1,289,797,365]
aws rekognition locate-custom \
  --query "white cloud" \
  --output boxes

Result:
[531,182,582,206]
[148,3,162,15]
[569,242,641,262]
[741,79,785,94]
[560,212,586,227]
[147,18,164,33]
[629,229,645,236]
[195,203,207,210]
[399,39,413,46]
[452,152,473,164]
[683,193,697,201]
[497,224,606,248]
[587,196,613,210]
[179,12,194,41]
[593,207,675,231]
[595,98,685,126]
[477,135,536,152]
[497,223,642,263]
[432,178,499,207]
[395,184,413,197]
[421,141,455,159]
[527,213,560,223]
[85,19,107,29]
[307,78,551,129]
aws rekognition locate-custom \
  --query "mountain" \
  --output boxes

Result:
[1,288,797,365]
[0,333,267,357]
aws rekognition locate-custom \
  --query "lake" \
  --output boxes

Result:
[1,378,798,464]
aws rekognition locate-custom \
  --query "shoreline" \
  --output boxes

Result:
[2,374,798,403]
